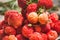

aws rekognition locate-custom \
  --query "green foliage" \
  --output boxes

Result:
[0,0,21,15]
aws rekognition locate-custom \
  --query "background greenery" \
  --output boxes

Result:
[0,0,21,15]
[0,0,60,15]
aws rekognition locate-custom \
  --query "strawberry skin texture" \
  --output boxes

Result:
[47,30,58,40]
[27,3,37,13]
[8,13,23,29]
[34,25,41,33]
[22,24,34,38]
[49,13,59,23]
[2,36,9,40]
[5,10,18,23]
[29,32,43,40]
[41,33,48,40]
[38,0,53,9]
[5,26,16,35]
[18,0,27,9]
[54,21,60,34]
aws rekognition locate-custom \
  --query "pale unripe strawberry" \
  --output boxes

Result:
[27,12,38,24]
[39,13,48,24]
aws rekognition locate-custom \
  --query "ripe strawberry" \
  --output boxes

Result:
[38,0,53,9]
[47,30,58,40]
[54,20,60,34]
[18,0,27,9]
[41,33,48,40]
[2,36,9,40]
[8,12,23,28]
[48,20,56,30]
[41,23,51,33]
[49,13,59,23]
[8,35,17,40]
[5,26,16,35]
[0,20,7,29]
[34,25,41,33]
[27,12,38,24]
[22,24,34,38]
[0,29,4,35]
[27,3,37,13]
[39,13,48,24]
[16,34,25,40]
[29,32,43,40]
[5,10,18,23]
[0,29,4,40]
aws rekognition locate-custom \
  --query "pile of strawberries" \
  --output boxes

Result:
[0,0,60,40]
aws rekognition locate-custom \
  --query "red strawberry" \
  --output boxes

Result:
[18,0,27,9]
[0,29,4,35]
[39,13,48,24]
[2,36,9,40]
[16,34,25,40]
[29,32,43,40]
[49,13,59,23]
[8,35,17,40]
[47,30,58,40]
[41,23,51,33]
[5,10,18,23]
[54,20,60,34]
[34,25,41,33]
[0,29,4,40]
[49,20,55,29]
[41,33,48,40]
[27,3,37,13]
[8,12,23,28]
[0,20,7,29]
[27,12,38,24]
[5,26,16,35]
[38,0,53,9]
[22,24,34,38]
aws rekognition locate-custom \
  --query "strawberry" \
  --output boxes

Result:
[2,36,9,40]
[41,33,48,40]
[5,10,18,23]
[8,35,17,40]
[0,29,4,35]
[0,20,8,29]
[27,12,38,24]
[49,13,59,23]
[16,34,25,40]
[27,3,37,13]
[18,0,27,9]
[34,25,41,33]
[41,23,51,33]
[29,32,43,40]
[22,24,34,38]
[8,12,23,28]
[48,20,55,29]
[38,0,53,9]
[47,30,58,40]
[39,13,49,24]
[5,26,16,35]
[54,20,60,34]
[0,29,4,40]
